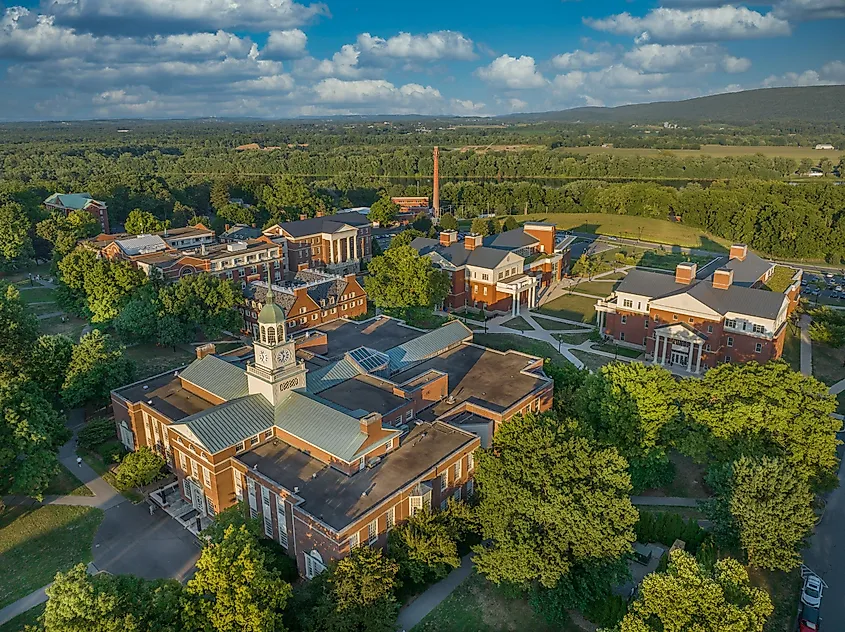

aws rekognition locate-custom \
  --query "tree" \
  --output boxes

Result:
[364,246,450,310]
[617,550,773,632]
[44,563,183,632]
[571,254,602,280]
[36,210,100,259]
[707,456,816,571]
[502,216,518,231]
[388,229,424,249]
[157,274,243,341]
[203,503,261,544]
[62,330,136,408]
[438,212,458,231]
[368,196,399,226]
[115,446,165,488]
[210,180,231,211]
[114,286,160,344]
[411,211,432,234]
[0,377,67,499]
[678,362,840,487]
[0,200,34,268]
[28,334,75,401]
[125,209,169,234]
[0,282,38,377]
[313,546,399,632]
[473,412,637,588]
[470,217,491,236]
[387,507,461,588]
[183,524,292,632]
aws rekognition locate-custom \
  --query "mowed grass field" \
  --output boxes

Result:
[519,213,731,250]
[556,144,842,160]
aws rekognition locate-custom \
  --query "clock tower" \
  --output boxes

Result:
[247,281,307,406]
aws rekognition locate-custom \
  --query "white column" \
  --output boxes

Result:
[328,237,334,264]
[354,233,359,261]
[695,343,703,373]
[687,343,694,372]
[662,335,669,365]
[652,334,660,364]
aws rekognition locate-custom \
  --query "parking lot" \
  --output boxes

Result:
[801,272,845,306]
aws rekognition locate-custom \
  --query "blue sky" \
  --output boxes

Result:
[0,0,843,120]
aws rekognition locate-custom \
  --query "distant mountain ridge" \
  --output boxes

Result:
[505,86,845,124]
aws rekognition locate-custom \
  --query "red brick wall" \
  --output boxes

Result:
[523,226,555,254]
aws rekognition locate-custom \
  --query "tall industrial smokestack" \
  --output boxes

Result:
[432,146,440,221]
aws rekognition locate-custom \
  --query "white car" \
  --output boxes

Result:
[802,574,823,608]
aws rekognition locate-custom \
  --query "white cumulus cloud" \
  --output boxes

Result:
[773,0,845,21]
[551,49,615,70]
[263,29,307,59]
[623,43,750,74]
[585,6,791,43]
[356,30,475,61]
[475,54,547,89]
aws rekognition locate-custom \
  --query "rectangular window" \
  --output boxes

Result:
[755,342,763,353]
[246,478,257,518]
[620,315,627,324]
[234,474,243,501]
[753,324,765,334]
[466,479,474,496]
[727,336,734,348]
[623,299,633,308]
[190,460,198,478]
[672,314,678,321]
[441,498,448,511]
[440,471,448,492]
[707,325,713,333]
[705,344,711,352]
[179,452,187,471]
[409,495,423,516]
[725,318,737,329]
[349,532,359,549]
[304,551,326,579]
[368,519,378,544]
[453,488,461,503]
[406,410,413,422]
[386,506,395,531]
[644,320,649,329]
[276,494,288,548]
[468,451,475,471]
[688,318,694,323]
[454,459,462,481]
[203,466,211,488]
[620,332,626,341]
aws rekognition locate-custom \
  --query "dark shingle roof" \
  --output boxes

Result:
[411,238,515,270]
[483,229,538,250]
[695,252,773,287]
[616,269,683,297]
[221,224,261,240]
[279,213,370,238]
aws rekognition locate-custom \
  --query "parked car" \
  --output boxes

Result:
[802,574,823,608]
[799,604,820,631]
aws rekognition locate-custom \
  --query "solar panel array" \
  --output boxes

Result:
[348,347,390,374]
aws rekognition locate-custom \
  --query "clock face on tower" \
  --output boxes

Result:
[258,350,268,363]
[276,349,291,364]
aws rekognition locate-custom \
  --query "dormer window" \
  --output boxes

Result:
[409,481,432,516]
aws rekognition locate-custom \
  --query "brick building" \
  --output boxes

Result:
[44,192,110,233]
[92,224,216,260]
[241,270,368,338]
[411,224,572,317]
[595,245,802,373]
[111,303,552,577]
[263,212,372,276]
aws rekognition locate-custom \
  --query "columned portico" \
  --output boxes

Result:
[497,275,538,318]
[652,324,705,374]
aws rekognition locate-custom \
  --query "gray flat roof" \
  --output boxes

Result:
[238,421,477,531]
[315,318,422,358]
[115,372,215,421]
[319,375,408,415]
[392,344,547,415]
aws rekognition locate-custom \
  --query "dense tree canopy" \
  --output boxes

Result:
[367,195,398,226]
[124,209,169,234]
[0,282,39,377]
[36,210,100,259]
[387,506,461,588]
[28,334,75,401]
[617,550,773,632]
[0,200,34,269]
[364,246,450,310]
[62,330,135,408]
[473,411,637,588]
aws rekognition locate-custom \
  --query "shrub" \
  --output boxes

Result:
[628,451,676,494]
[584,594,628,629]
[115,446,164,488]
[77,417,117,450]
[97,439,127,464]
[635,511,707,554]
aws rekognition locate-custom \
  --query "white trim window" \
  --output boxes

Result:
[454,459,462,481]
[276,494,288,548]
[190,460,198,479]
[349,532,359,550]
[179,451,187,472]
[466,479,474,497]
[260,486,273,537]
[440,472,448,493]
[452,488,461,503]
[246,478,258,518]
[755,342,763,353]
[234,474,243,501]
[467,451,475,471]
[304,551,326,579]
[202,467,211,488]
[368,519,378,545]
[386,506,395,531]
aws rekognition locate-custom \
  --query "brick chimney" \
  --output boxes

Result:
[359,412,382,436]
[439,230,458,246]
[729,244,748,261]
[196,343,216,360]
[464,233,483,251]
[712,268,734,290]
[675,262,697,285]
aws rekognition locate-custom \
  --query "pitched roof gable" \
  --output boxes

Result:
[179,355,249,401]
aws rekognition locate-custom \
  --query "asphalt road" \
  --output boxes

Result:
[803,450,845,630]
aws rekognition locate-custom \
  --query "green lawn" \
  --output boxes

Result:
[553,331,595,345]
[811,340,845,387]
[79,448,144,504]
[570,349,618,372]
[638,451,711,500]
[533,316,592,331]
[520,213,730,251]
[411,573,566,632]
[570,280,618,297]
[0,505,103,608]
[752,568,802,632]
[0,263,51,286]
[17,288,57,304]
[535,294,597,324]
[0,603,44,632]
[782,322,802,372]
[38,315,88,339]
[473,333,570,368]
[123,344,196,379]
[25,302,60,316]
[44,464,93,497]
[501,316,534,331]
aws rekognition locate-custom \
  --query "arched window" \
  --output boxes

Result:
[267,326,277,345]
[260,326,266,344]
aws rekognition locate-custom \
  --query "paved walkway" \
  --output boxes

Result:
[830,377,845,396]
[800,314,813,376]
[630,496,701,507]
[396,554,474,631]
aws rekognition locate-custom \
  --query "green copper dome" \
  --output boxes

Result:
[257,283,286,325]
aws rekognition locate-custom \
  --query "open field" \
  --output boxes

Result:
[782,323,801,373]
[535,294,597,324]
[570,280,619,297]
[812,340,845,387]
[556,144,843,161]
[519,213,731,251]
[501,316,533,331]
[17,288,57,304]
[553,331,595,345]
[473,333,569,368]
[123,344,196,379]
[45,464,93,497]
[589,343,643,359]
[570,349,617,372]
[0,603,44,632]
[411,573,568,632]
[0,505,103,608]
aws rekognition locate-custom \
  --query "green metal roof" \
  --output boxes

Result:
[176,394,273,453]
[385,321,472,374]
[306,357,362,394]
[179,355,248,401]
[44,193,97,210]
[257,302,287,325]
